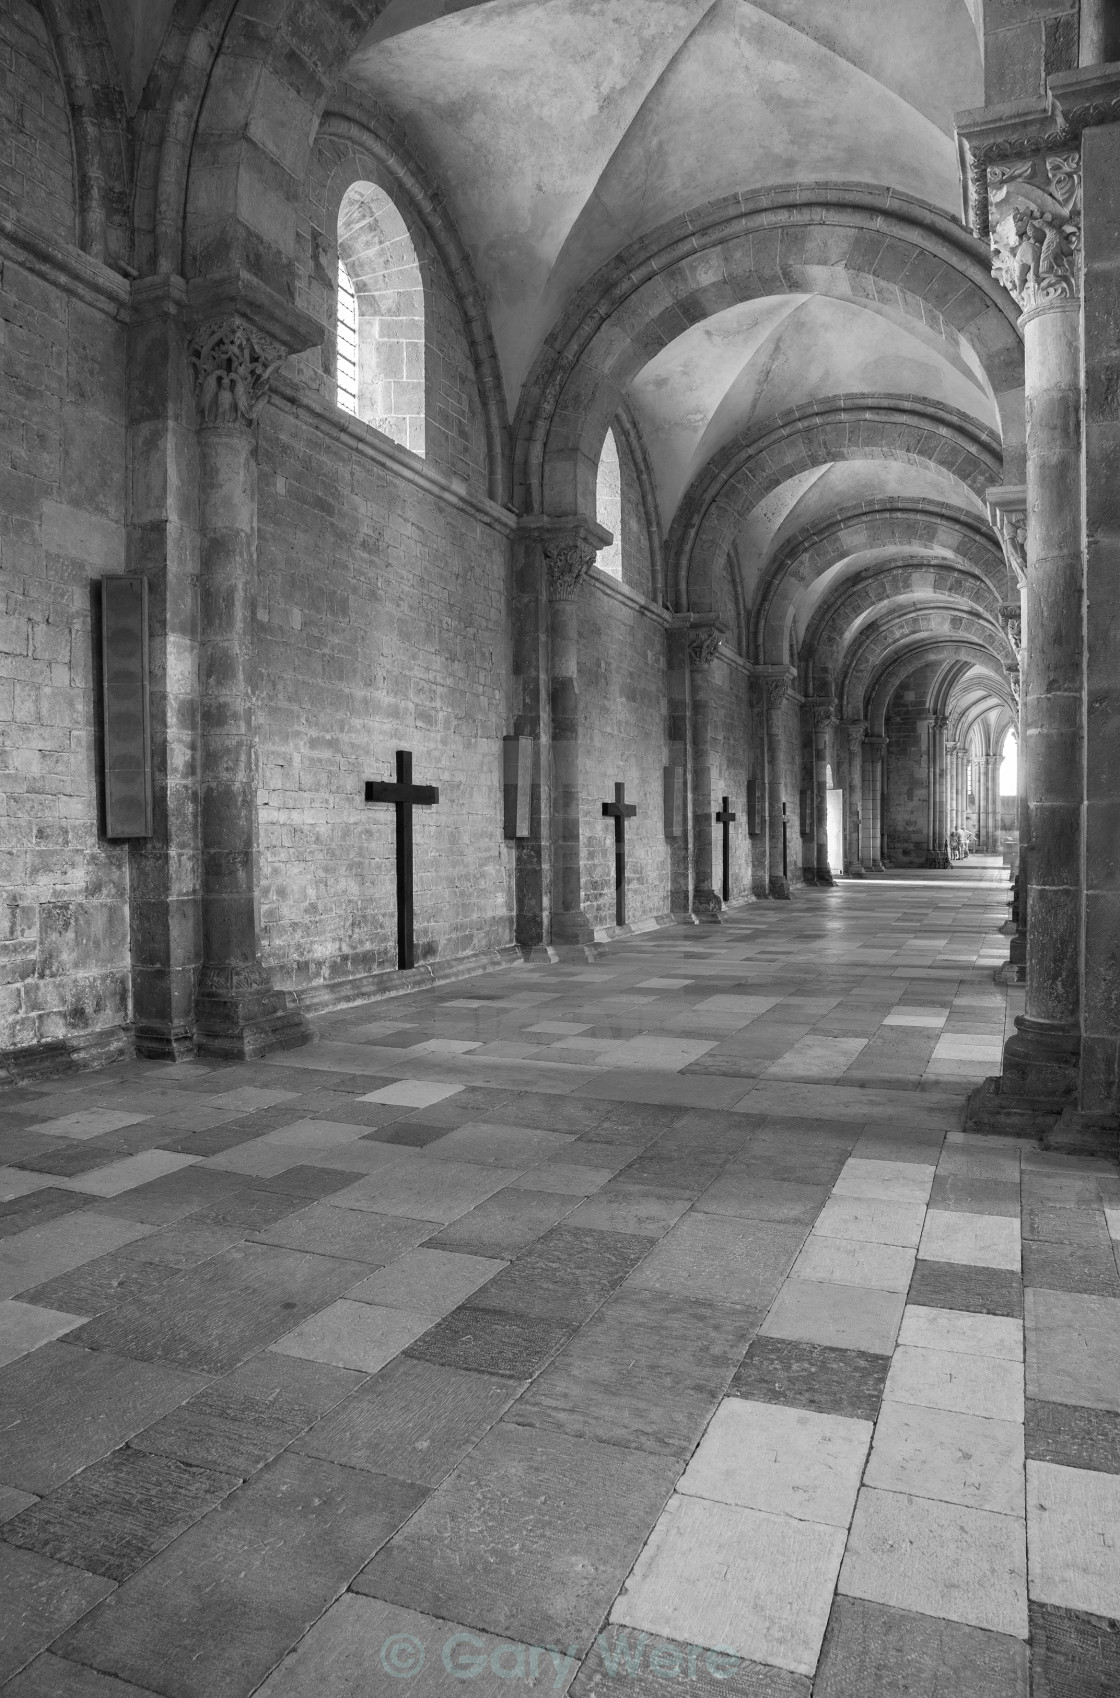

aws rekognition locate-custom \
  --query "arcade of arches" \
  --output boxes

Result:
[3,2,1120,1694]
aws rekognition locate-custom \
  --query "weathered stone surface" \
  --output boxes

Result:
[729,1336,890,1423]
[0,1544,115,1687]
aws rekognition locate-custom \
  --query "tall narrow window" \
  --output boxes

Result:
[336,259,358,416]
[336,182,425,456]
[596,427,623,580]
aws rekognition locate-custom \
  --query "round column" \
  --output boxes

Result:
[766,680,791,899]
[545,533,596,947]
[867,736,887,870]
[813,704,836,885]
[843,721,865,876]
[689,625,724,921]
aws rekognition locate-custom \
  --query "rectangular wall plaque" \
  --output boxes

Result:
[503,735,533,838]
[799,787,812,839]
[663,764,684,838]
[100,575,152,839]
[746,777,760,836]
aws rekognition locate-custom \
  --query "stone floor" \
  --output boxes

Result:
[2,862,1119,1696]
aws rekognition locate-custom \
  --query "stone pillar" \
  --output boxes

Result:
[1080,0,1120,65]
[749,678,770,899]
[689,621,727,921]
[542,526,601,948]
[843,721,865,876]
[867,737,887,871]
[127,278,201,1059]
[188,314,312,1058]
[813,702,836,885]
[665,617,692,920]
[766,679,791,899]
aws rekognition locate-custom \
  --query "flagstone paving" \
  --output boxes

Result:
[0,865,1118,1694]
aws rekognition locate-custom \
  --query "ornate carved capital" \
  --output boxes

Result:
[999,602,1023,658]
[765,679,789,714]
[188,316,287,428]
[687,620,727,669]
[544,536,597,602]
[934,715,951,733]
[988,152,1082,313]
[1007,667,1021,708]
[843,720,866,760]
[812,701,838,732]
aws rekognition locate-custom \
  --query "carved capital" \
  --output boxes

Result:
[866,736,888,759]
[543,536,596,602]
[934,715,951,733]
[188,316,286,428]
[988,152,1082,313]
[765,679,789,714]
[812,701,838,732]
[687,620,727,669]
[843,720,867,760]
[999,602,1023,658]
[995,508,1028,587]
[1007,667,1021,708]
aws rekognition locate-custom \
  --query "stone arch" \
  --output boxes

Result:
[752,501,1006,666]
[670,395,1002,612]
[34,0,131,264]
[610,401,665,605]
[859,629,1015,731]
[866,642,1010,737]
[513,186,1024,523]
[806,563,1004,692]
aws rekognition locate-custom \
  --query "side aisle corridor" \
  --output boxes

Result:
[1,869,1118,1696]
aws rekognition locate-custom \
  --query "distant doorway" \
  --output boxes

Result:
[827,787,844,876]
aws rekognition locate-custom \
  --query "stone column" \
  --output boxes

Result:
[1080,0,1120,64]
[813,702,836,885]
[917,715,934,863]
[867,737,887,871]
[749,678,770,899]
[766,679,791,899]
[188,314,312,1058]
[665,617,692,920]
[543,527,599,948]
[985,158,1083,1100]
[843,721,865,876]
[689,621,726,921]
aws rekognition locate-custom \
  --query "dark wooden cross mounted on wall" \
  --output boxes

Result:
[602,782,638,926]
[365,750,439,971]
[715,795,736,903]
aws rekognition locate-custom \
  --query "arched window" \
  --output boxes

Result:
[336,260,358,416]
[596,428,623,580]
[336,182,425,457]
[1000,729,1018,795]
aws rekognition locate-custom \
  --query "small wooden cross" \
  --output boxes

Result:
[715,795,736,903]
[602,782,637,926]
[364,750,439,970]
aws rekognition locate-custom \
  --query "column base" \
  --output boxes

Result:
[550,908,595,948]
[963,1076,1065,1138]
[194,963,314,1061]
[926,850,950,869]
[1000,1015,1080,1103]
[692,888,723,924]
[1008,934,1026,966]
[132,1022,197,1062]
[816,864,835,886]
[768,875,791,900]
[802,868,817,886]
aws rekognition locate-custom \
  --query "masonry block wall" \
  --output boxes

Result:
[579,583,671,931]
[0,1,76,244]
[884,663,940,863]
[0,243,132,1054]
[706,660,755,902]
[778,696,804,885]
[256,404,515,999]
[616,430,656,602]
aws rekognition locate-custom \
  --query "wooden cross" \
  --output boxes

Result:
[364,750,439,970]
[715,795,736,902]
[602,781,637,926]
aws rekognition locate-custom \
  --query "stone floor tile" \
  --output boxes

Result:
[563,1183,692,1238]
[884,1344,1025,1422]
[405,1304,576,1379]
[929,1175,1021,1217]
[1027,1459,1120,1618]
[692,1173,831,1225]
[728,1336,890,1421]
[2,1447,239,1582]
[0,1169,56,1202]
[0,1213,157,1300]
[908,1258,1024,1317]
[1023,1203,1112,1247]
[1025,1289,1120,1412]
[0,1544,115,1686]
[813,1596,1028,1698]
[327,1156,521,1223]
[55,1151,200,1198]
[919,1210,1021,1272]
[508,1162,615,1197]
[760,1278,905,1355]
[19,1250,186,1320]
[348,1248,506,1315]
[0,1188,95,1242]
[626,1213,806,1305]
[358,1081,464,1107]
[0,1486,38,1523]
[3,1652,188,1695]
[677,1397,872,1526]
[1025,1399,1120,1474]
[293,1356,517,1486]
[55,1453,426,1698]
[70,1243,369,1374]
[508,1286,761,1458]
[250,1202,432,1263]
[791,1234,915,1293]
[32,1109,151,1141]
[572,1628,810,1697]
[256,1592,577,1696]
[610,1491,846,1677]
[354,1421,679,1654]
[811,1195,926,1247]
[839,1487,1027,1638]
[0,1343,207,1494]
[0,1298,84,1365]
[1028,1599,1120,1698]
[130,1352,361,1477]
[1022,1240,1120,1297]
[421,1122,575,1168]
[898,1303,1023,1361]
[270,1298,431,1373]
[865,1400,1024,1514]
[425,1188,580,1257]
[469,1226,649,1323]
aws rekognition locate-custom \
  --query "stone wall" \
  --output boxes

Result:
[884,663,940,864]
[578,580,670,931]
[0,244,131,1055]
[705,659,755,902]
[0,1,75,244]
[255,402,515,998]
